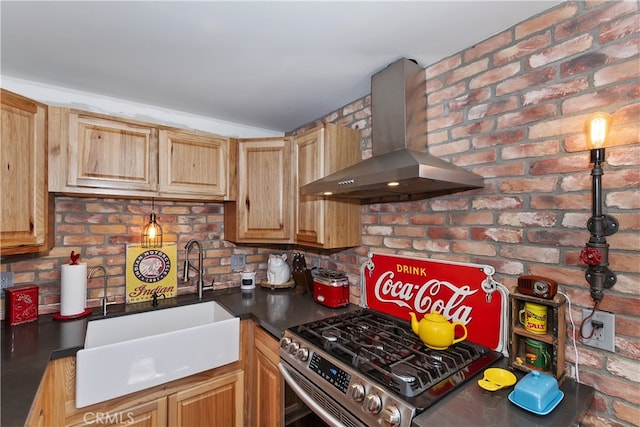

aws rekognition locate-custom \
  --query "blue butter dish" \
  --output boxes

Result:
[508,371,564,415]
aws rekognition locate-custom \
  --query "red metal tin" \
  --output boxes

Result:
[5,285,39,325]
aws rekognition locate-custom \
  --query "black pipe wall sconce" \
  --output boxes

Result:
[580,112,618,304]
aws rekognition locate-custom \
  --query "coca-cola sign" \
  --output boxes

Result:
[364,253,504,350]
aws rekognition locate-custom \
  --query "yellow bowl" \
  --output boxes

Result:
[478,368,517,391]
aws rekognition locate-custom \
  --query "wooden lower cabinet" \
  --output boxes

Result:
[55,366,244,427]
[168,371,244,427]
[66,372,244,427]
[26,320,250,427]
[23,319,293,427]
[252,325,282,427]
[70,398,168,427]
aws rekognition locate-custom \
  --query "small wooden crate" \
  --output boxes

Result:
[509,289,566,383]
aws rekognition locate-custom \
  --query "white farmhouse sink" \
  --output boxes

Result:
[75,301,239,408]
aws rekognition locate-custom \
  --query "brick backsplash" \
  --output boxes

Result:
[288,2,640,424]
[2,198,270,313]
[1,1,638,424]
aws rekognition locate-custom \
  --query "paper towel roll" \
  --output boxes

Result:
[61,263,87,316]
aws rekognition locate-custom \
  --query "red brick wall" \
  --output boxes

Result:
[1,198,270,313]
[0,1,637,424]
[290,1,640,424]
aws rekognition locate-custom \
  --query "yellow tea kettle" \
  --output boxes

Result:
[409,311,468,350]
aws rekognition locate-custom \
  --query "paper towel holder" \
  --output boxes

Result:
[53,260,93,321]
[53,308,92,321]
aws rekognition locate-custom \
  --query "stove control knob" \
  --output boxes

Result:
[364,393,382,414]
[382,405,401,427]
[280,337,291,350]
[347,383,365,402]
[296,347,309,362]
[288,342,300,355]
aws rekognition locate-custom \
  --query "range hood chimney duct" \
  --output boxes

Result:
[300,58,484,204]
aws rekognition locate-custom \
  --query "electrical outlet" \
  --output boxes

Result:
[566,364,576,380]
[582,309,615,352]
[1,271,14,295]
[231,254,246,271]
[314,258,320,269]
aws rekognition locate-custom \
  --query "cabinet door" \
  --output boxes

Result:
[168,370,244,427]
[68,112,158,191]
[0,90,53,255]
[69,398,167,427]
[159,129,228,197]
[294,128,325,245]
[225,138,293,243]
[253,327,282,427]
[294,124,361,248]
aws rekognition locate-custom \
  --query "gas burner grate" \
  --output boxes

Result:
[294,309,491,398]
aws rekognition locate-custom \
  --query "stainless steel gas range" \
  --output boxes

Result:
[279,309,503,427]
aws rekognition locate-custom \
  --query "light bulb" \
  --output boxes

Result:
[584,112,612,149]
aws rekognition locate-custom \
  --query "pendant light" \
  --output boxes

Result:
[141,198,163,248]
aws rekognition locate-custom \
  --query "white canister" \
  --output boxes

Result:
[240,271,256,290]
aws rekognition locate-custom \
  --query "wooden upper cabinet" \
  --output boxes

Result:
[1,89,53,256]
[224,137,293,243]
[49,108,229,201]
[158,129,228,197]
[294,129,324,245]
[294,123,361,249]
[67,112,158,191]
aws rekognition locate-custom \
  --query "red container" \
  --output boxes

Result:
[5,285,39,325]
[313,277,349,308]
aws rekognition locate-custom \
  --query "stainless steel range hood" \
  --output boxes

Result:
[300,58,484,203]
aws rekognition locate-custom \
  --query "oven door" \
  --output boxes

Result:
[279,361,366,427]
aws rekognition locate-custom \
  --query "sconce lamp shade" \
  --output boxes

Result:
[584,112,612,149]
[141,212,163,248]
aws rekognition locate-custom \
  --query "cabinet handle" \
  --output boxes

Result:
[280,223,283,230]
[245,198,250,210]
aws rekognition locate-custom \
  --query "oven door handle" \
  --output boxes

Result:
[278,362,346,427]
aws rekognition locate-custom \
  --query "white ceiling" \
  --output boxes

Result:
[1,1,562,133]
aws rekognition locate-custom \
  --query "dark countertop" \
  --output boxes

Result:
[411,358,594,427]
[2,286,594,427]
[1,286,357,427]
[213,286,359,338]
